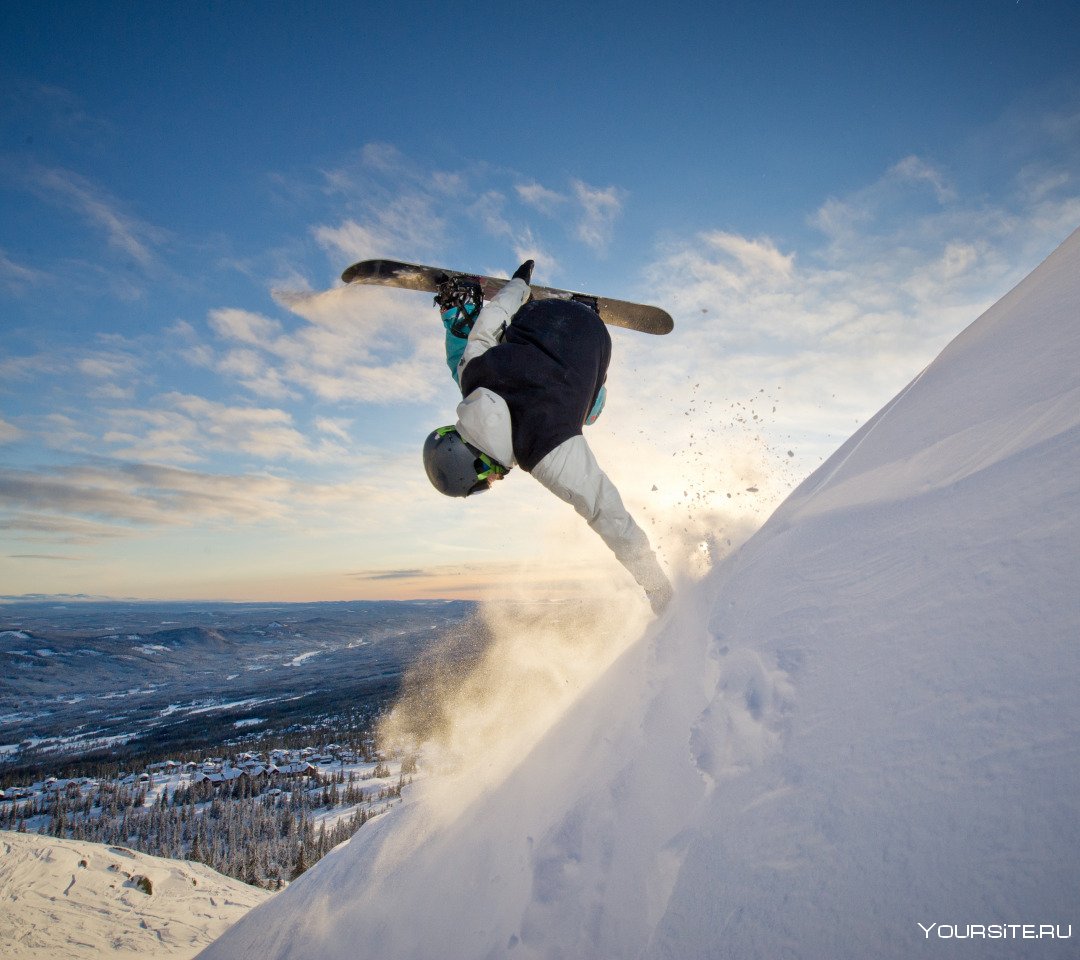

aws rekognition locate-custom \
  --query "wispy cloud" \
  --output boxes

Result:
[358,141,410,175]
[1,513,131,543]
[207,307,283,345]
[1,81,114,147]
[572,179,625,254]
[0,351,61,383]
[313,192,445,265]
[0,462,293,534]
[310,145,630,282]
[889,155,957,203]
[515,177,626,256]
[39,413,97,452]
[25,164,166,267]
[352,568,435,581]
[100,393,348,466]
[7,553,86,562]
[76,349,142,381]
[0,419,23,444]
[314,417,352,441]
[0,340,145,412]
[516,181,568,215]
[188,284,446,405]
[0,443,462,562]
[467,191,514,241]
[0,249,47,292]
[618,152,1080,509]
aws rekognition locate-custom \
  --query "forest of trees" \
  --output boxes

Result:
[1,765,405,889]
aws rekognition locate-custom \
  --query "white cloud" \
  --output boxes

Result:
[888,155,956,203]
[313,194,444,264]
[307,143,633,298]
[313,220,389,263]
[89,382,136,401]
[1019,168,1070,204]
[100,407,201,465]
[76,350,140,380]
[516,181,568,215]
[171,394,343,462]
[0,419,23,444]
[27,165,166,267]
[431,170,466,196]
[0,351,61,382]
[676,232,796,295]
[0,462,293,532]
[0,442,457,554]
[313,145,633,275]
[811,155,962,253]
[0,512,129,543]
[571,179,625,254]
[2,81,113,147]
[360,141,409,173]
[468,190,516,242]
[100,393,348,466]
[511,232,560,279]
[208,308,284,345]
[628,157,1080,506]
[39,413,97,452]
[193,284,445,406]
[0,249,46,291]
[315,417,352,441]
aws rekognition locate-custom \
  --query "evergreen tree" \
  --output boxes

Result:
[292,842,308,880]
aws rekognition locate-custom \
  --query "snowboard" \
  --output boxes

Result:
[341,258,673,335]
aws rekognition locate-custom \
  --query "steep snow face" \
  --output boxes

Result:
[0,831,271,959]
[198,227,1080,960]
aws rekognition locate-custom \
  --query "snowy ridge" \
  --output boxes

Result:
[1,831,270,959]
[198,227,1080,959]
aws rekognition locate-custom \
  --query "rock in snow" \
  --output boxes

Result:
[198,227,1080,960]
[0,831,271,959]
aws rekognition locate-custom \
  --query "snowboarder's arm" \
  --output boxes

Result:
[444,327,468,386]
[531,435,672,613]
[457,277,530,382]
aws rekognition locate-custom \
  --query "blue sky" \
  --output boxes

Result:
[2,0,1079,602]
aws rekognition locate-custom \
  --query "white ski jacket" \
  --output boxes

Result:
[454,278,672,612]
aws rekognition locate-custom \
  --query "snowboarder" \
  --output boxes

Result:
[423,259,673,614]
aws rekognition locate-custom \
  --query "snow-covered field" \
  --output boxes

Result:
[0,832,271,959]
[195,228,1080,960]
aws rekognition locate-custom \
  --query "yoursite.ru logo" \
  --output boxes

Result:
[917,923,1072,940]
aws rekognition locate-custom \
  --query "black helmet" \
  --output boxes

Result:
[423,426,508,497]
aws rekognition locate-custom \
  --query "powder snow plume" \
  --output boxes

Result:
[378,588,650,836]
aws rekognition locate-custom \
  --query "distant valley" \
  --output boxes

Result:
[0,599,478,774]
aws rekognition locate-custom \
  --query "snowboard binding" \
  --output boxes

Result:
[434,273,485,338]
[570,293,600,315]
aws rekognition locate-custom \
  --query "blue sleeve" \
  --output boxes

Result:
[585,385,607,425]
[444,327,468,387]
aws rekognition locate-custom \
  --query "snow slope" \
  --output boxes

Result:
[0,831,271,959]
[198,227,1080,959]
